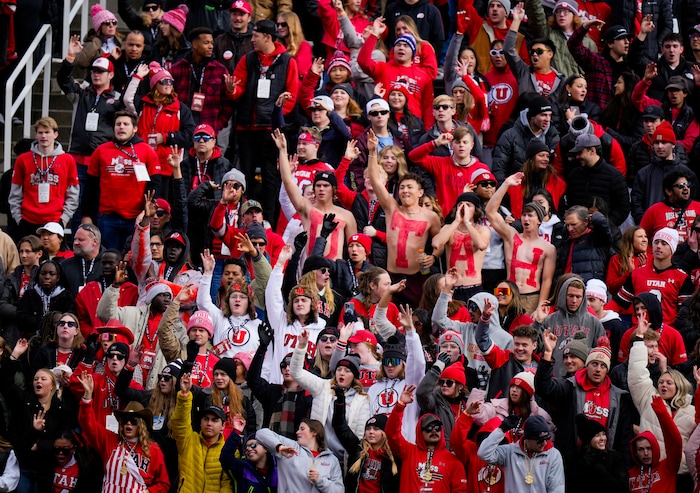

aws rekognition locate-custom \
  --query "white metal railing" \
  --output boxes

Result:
[61,0,90,60]
[3,24,52,172]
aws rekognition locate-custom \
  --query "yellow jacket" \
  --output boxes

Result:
[171,392,233,493]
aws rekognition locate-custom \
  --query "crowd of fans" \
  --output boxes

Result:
[4,0,700,491]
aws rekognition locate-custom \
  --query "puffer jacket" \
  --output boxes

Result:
[289,344,370,448]
[220,431,278,493]
[171,392,233,492]
[610,0,673,61]
[626,136,689,187]
[628,340,696,474]
[492,109,560,183]
[554,211,613,284]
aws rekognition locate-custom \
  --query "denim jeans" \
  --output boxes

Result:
[98,214,136,250]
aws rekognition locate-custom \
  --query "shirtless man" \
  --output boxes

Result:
[432,193,491,301]
[272,129,356,260]
[367,129,441,306]
[486,172,555,314]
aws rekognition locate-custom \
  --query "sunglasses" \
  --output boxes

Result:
[534,436,550,444]
[225,181,243,191]
[107,353,126,361]
[674,182,690,189]
[245,441,260,449]
[121,417,139,426]
[369,110,389,117]
[155,210,168,217]
[489,49,504,56]
[319,335,337,343]
[433,104,453,111]
[102,20,118,26]
[530,48,551,55]
[494,287,512,296]
[478,180,497,187]
[158,374,173,382]
[276,22,288,28]
[53,446,74,455]
[144,4,160,10]
[251,241,266,247]
[319,267,330,274]
[439,379,456,387]
[57,320,77,328]
[468,302,479,312]
[194,134,213,142]
[422,423,443,432]
[382,357,403,367]
[280,361,290,369]
[157,78,174,86]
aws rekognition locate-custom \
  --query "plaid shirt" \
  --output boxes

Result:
[171,56,234,131]
[568,26,614,110]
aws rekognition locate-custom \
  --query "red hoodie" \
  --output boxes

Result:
[451,414,506,493]
[387,403,468,493]
[628,396,682,493]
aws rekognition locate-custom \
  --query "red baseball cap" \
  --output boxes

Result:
[229,0,252,14]
[194,124,216,137]
[348,329,377,346]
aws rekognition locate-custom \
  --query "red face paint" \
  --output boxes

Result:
[509,235,544,288]
[390,212,428,269]
[450,231,476,276]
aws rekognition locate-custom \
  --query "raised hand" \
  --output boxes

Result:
[294,231,308,253]
[143,190,157,218]
[201,249,216,275]
[33,409,47,432]
[180,372,192,394]
[481,297,495,319]
[77,371,94,399]
[67,35,83,57]
[275,91,293,108]
[374,82,386,98]
[456,10,470,35]
[297,330,309,349]
[277,244,293,266]
[278,445,299,458]
[367,129,379,154]
[542,328,557,354]
[644,62,658,82]
[232,413,246,434]
[511,2,525,22]
[224,73,241,93]
[320,213,338,238]
[398,304,414,330]
[311,57,325,76]
[504,172,524,187]
[175,284,195,303]
[112,261,129,287]
[258,321,274,348]
[344,140,360,161]
[166,145,184,170]
[435,132,453,147]
[371,16,387,37]
[400,384,416,404]
[444,268,459,291]
[271,128,287,151]
[11,338,28,359]
[235,232,257,255]
[582,18,605,30]
[136,63,149,78]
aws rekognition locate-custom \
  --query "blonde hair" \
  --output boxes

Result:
[118,417,152,458]
[212,380,245,418]
[299,270,336,315]
[35,368,59,405]
[395,15,426,44]
[278,12,305,56]
[661,369,693,410]
[286,289,319,325]
[147,389,178,437]
[330,376,366,395]
[314,351,331,378]
[33,117,58,131]
[379,145,407,180]
[349,429,399,475]
[433,94,455,107]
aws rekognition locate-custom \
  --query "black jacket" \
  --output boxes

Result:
[555,211,613,282]
[312,236,373,299]
[611,0,673,61]
[627,137,689,187]
[214,26,254,73]
[561,157,630,226]
[16,287,75,337]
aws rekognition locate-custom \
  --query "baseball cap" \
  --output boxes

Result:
[604,25,631,42]
[642,105,664,120]
[92,57,114,73]
[194,123,216,137]
[241,200,263,215]
[36,222,64,237]
[570,133,601,152]
[229,0,252,13]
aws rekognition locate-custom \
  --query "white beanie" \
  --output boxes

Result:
[145,282,173,304]
[653,227,679,253]
[585,278,608,303]
[510,370,535,397]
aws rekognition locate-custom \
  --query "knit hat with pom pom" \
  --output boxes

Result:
[148,61,173,90]
[162,4,189,33]
[91,4,118,33]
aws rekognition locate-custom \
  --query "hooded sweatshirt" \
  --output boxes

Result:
[433,292,514,390]
[386,404,468,493]
[451,414,507,493]
[627,396,682,493]
[9,141,80,225]
[535,277,606,377]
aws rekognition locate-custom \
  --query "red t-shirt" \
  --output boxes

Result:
[53,459,80,492]
[359,448,384,493]
[534,71,557,98]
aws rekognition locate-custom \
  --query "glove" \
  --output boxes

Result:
[456,10,469,35]
[186,340,199,363]
[258,320,274,348]
[333,385,346,402]
[650,395,668,416]
[499,414,520,432]
[294,231,308,253]
[320,213,338,239]
[83,333,100,364]
[433,351,452,372]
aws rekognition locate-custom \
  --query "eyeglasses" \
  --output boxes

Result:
[319,267,330,274]
[251,241,266,247]
[194,134,213,142]
[467,302,479,312]
[413,320,423,326]
[382,357,403,367]
[158,78,174,86]
[438,379,456,387]
[155,210,168,217]
[433,104,453,111]
[530,48,551,55]
[107,353,126,361]
[422,423,443,432]
[102,20,118,26]
[78,224,97,238]
[57,320,77,328]
[276,22,288,28]
[494,287,512,296]
[319,335,337,343]
[489,49,504,56]
[121,417,139,426]
[478,180,497,187]
[144,4,160,10]
[151,241,163,247]
[224,181,243,191]
[674,182,690,189]
[245,441,259,449]
[158,374,173,382]
[53,446,74,455]
[369,110,389,117]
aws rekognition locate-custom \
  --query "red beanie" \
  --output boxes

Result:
[347,233,372,255]
[440,362,467,386]
[652,120,676,144]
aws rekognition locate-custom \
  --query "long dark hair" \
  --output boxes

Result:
[600,72,640,131]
